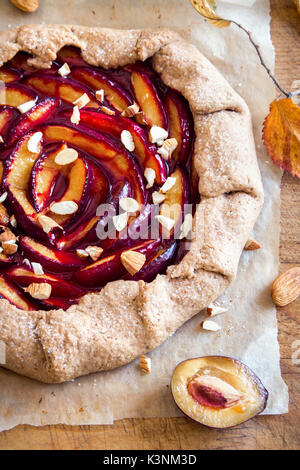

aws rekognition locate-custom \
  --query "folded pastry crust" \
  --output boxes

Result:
[0,25,263,383]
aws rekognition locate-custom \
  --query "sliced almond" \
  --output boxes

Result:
[17,99,37,114]
[76,249,89,258]
[0,135,4,144]
[244,239,262,251]
[112,212,128,232]
[179,213,193,240]
[207,304,228,317]
[155,214,175,232]
[50,200,78,215]
[121,130,135,152]
[25,282,52,300]
[85,245,103,262]
[2,240,18,255]
[119,197,140,214]
[9,215,17,228]
[100,105,115,116]
[152,191,165,205]
[37,215,63,234]
[149,125,168,144]
[121,250,146,276]
[201,320,221,331]
[272,267,300,307]
[54,147,78,165]
[31,262,44,275]
[73,93,90,109]
[70,105,80,125]
[95,89,104,102]
[0,192,7,204]
[144,167,156,189]
[121,102,139,117]
[58,62,71,77]
[139,354,151,374]
[158,138,178,160]
[27,131,43,154]
[160,177,176,193]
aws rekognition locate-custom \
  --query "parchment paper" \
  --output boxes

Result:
[0,0,288,432]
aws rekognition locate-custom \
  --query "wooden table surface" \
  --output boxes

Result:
[0,0,299,451]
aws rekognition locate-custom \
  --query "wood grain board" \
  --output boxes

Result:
[0,0,299,450]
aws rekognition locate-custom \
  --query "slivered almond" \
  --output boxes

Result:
[149,125,168,144]
[27,131,43,154]
[121,102,139,117]
[160,177,176,193]
[245,239,262,251]
[179,213,193,240]
[207,304,228,317]
[31,262,44,275]
[54,147,78,165]
[144,167,155,189]
[201,320,221,331]
[157,138,178,160]
[25,282,52,300]
[100,105,115,116]
[134,111,150,126]
[121,130,135,152]
[76,249,89,258]
[37,215,63,234]
[152,191,165,205]
[17,99,37,114]
[139,354,151,374]
[0,135,4,144]
[9,215,17,228]
[58,62,71,77]
[50,200,78,215]
[73,93,90,109]
[119,197,140,214]
[2,240,18,255]
[70,105,80,125]
[112,212,128,232]
[272,267,300,307]
[85,245,103,261]
[0,192,7,203]
[121,250,146,276]
[155,214,175,232]
[95,89,104,102]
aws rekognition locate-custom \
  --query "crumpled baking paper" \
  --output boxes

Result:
[0,0,288,431]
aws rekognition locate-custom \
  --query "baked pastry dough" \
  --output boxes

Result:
[0,25,263,383]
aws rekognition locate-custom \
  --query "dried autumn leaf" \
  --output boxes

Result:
[263,98,300,178]
[190,0,231,28]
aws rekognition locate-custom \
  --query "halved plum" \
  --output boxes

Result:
[0,274,36,311]
[171,356,268,429]
[19,236,85,272]
[78,110,167,184]
[42,124,146,205]
[25,74,98,108]
[131,69,167,128]
[73,238,161,287]
[165,89,193,165]
[7,98,59,146]
[0,84,36,108]
[159,168,189,237]
[6,266,84,298]
[71,67,132,111]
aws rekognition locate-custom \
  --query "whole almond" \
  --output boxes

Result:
[10,0,39,13]
[121,250,146,276]
[272,267,300,307]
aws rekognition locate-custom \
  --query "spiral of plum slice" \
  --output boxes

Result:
[0,49,195,310]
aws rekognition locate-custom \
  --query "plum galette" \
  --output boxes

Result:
[0,26,263,383]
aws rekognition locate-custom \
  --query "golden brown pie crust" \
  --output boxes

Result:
[0,25,263,383]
